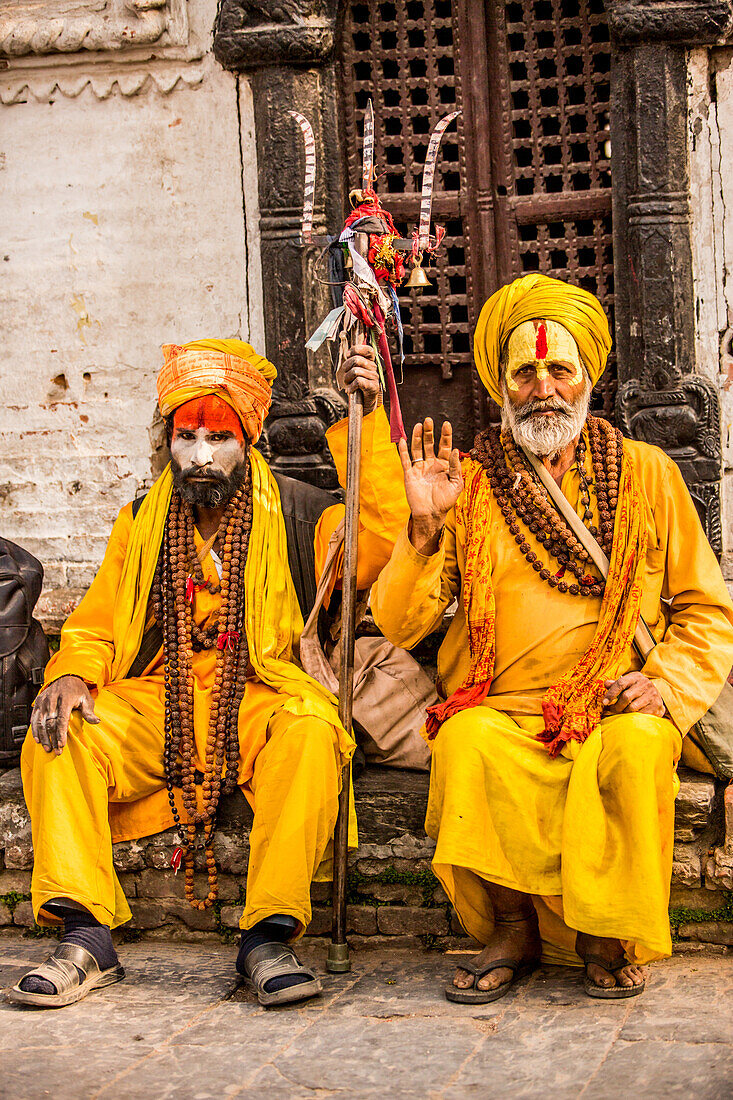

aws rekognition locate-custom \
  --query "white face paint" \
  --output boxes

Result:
[170,427,246,480]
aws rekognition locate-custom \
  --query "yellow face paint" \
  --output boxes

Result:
[504,319,584,391]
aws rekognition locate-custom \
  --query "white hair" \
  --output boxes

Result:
[500,370,592,458]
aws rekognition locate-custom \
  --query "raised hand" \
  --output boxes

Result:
[398,418,463,555]
[30,675,99,756]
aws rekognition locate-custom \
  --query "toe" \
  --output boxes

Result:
[587,964,616,988]
[476,967,512,992]
[453,967,474,989]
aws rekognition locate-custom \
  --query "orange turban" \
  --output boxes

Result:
[473,274,612,405]
[157,338,277,443]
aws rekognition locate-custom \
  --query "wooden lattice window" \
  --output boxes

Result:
[340,0,615,443]
[340,0,479,445]
[488,0,615,416]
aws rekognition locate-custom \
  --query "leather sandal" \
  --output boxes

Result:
[582,952,646,999]
[241,942,322,1007]
[445,955,540,1004]
[8,943,125,1008]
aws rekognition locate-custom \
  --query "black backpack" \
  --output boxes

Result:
[0,538,50,763]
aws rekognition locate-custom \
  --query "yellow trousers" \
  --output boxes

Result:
[426,707,681,966]
[21,682,341,935]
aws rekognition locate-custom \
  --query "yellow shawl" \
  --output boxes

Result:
[109,450,354,760]
[424,434,647,755]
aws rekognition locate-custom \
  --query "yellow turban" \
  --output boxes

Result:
[157,338,277,443]
[473,274,612,405]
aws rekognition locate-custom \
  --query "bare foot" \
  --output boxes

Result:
[454,911,541,993]
[576,931,646,990]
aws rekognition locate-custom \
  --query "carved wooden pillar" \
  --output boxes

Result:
[608,0,733,553]
[213,1,345,486]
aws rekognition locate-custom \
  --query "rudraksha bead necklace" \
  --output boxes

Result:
[151,468,253,910]
[471,416,623,598]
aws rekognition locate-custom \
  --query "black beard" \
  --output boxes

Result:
[171,459,248,509]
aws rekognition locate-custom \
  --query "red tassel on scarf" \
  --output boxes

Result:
[217,630,240,651]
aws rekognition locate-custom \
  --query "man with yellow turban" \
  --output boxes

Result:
[371,274,733,1002]
[11,338,408,1009]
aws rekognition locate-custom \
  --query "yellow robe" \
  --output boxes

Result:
[23,406,409,931]
[372,439,733,964]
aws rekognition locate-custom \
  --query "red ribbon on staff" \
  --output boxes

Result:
[342,285,406,444]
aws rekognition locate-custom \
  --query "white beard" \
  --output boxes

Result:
[501,375,592,458]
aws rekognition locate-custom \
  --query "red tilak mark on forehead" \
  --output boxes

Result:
[535,322,548,361]
[172,395,244,440]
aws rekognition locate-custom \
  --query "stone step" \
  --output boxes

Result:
[1,762,730,946]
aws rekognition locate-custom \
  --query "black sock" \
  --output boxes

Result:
[19,905,118,996]
[237,916,311,993]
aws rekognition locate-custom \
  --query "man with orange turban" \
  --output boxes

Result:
[12,338,408,1009]
[372,274,733,1002]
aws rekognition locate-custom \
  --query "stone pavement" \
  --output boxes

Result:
[1,936,731,1099]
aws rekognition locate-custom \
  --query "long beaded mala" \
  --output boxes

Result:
[472,416,622,598]
[150,468,253,910]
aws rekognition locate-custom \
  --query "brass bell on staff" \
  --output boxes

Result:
[405,257,432,289]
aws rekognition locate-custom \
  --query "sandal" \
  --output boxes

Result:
[241,942,321,1008]
[8,943,125,1009]
[445,956,540,1004]
[582,952,645,1000]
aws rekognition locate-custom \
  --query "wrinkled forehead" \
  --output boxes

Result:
[172,395,244,440]
[504,319,582,370]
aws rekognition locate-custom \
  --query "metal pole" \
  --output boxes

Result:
[327,384,363,973]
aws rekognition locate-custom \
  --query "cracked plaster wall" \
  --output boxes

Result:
[0,0,264,612]
[689,47,733,586]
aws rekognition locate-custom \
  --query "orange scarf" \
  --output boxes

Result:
[424,442,647,756]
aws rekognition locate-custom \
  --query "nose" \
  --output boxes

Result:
[191,439,214,467]
[533,373,555,401]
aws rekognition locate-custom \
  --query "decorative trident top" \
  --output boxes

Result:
[291,99,461,442]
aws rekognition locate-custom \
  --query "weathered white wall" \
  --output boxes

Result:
[688,47,733,589]
[0,0,263,624]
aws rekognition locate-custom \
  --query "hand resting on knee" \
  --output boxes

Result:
[30,675,99,756]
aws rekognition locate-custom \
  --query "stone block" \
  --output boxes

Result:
[12,900,36,927]
[674,769,717,841]
[705,845,733,891]
[0,870,31,894]
[157,899,218,933]
[137,869,240,903]
[117,873,139,899]
[310,882,331,904]
[377,906,449,936]
[670,885,727,912]
[4,822,33,869]
[305,908,330,936]
[357,883,423,907]
[346,905,378,935]
[677,920,733,946]
[0,902,12,926]
[113,840,147,873]
[0,769,32,869]
[128,900,168,930]
[218,906,241,930]
[211,831,250,876]
[671,844,702,887]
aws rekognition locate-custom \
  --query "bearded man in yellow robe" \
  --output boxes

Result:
[11,338,407,1010]
[371,273,733,1002]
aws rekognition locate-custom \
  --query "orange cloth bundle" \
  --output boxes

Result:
[157,338,277,443]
